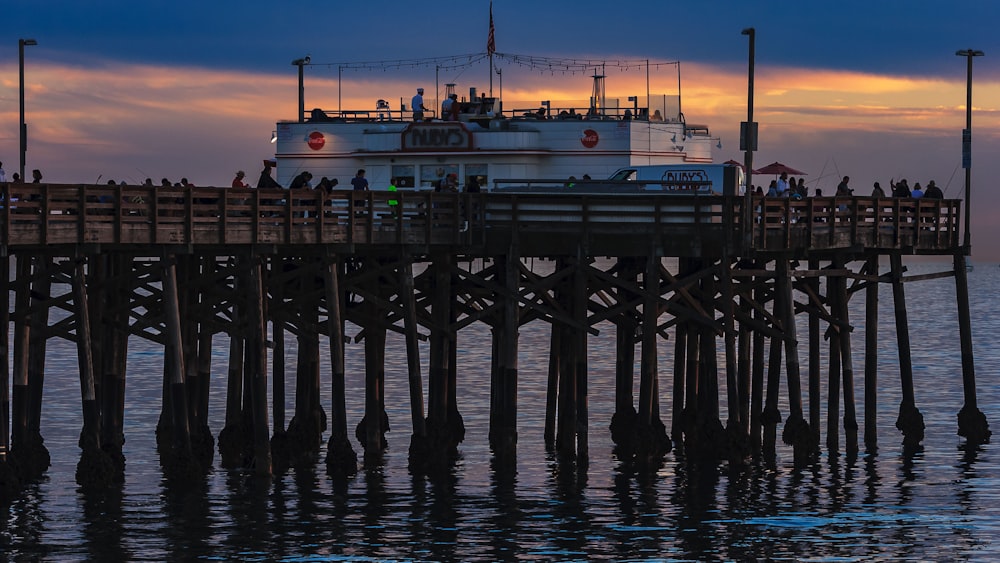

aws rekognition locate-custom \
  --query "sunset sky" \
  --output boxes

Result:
[2,0,999,257]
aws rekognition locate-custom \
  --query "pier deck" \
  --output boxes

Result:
[0,182,986,491]
[0,184,961,257]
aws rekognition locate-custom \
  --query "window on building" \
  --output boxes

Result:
[466,163,488,191]
[421,164,458,189]
[391,165,415,188]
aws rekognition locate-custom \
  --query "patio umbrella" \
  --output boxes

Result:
[722,159,745,170]
[753,161,806,176]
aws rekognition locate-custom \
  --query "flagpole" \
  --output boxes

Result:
[487,1,495,97]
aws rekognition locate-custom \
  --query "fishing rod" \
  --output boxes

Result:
[942,164,960,197]
[813,156,830,194]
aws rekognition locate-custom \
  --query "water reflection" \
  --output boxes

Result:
[487,455,520,561]
[222,472,273,558]
[3,262,1000,560]
[2,484,48,559]
[80,487,129,561]
[546,455,590,560]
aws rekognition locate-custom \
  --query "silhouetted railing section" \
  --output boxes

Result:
[753,195,960,251]
[0,184,960,253]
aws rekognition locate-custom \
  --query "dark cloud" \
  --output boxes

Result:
[4,0,996,79]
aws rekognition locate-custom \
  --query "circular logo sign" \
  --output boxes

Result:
[307,131,325,150]
[581,129,599,148]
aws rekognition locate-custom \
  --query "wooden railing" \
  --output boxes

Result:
[752,195,961,252]
[0,184,961,255]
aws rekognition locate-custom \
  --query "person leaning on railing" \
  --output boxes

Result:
[918,181,943,226]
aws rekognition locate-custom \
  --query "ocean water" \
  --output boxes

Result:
[2,259,999,561]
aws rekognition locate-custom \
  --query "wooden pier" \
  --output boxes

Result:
[0,183,990,493]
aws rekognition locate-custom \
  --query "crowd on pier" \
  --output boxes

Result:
[0,159,948,204]
[752,171,945,200]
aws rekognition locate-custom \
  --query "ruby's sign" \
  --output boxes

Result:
[580,129,599,148]
[307,131,325,150]
[402,122,473,151]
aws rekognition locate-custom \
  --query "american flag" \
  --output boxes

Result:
[487,2,496,55]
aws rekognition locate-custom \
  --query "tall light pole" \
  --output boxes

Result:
[19,38,38,181]
[956,49,983,251]
[741,28,757,238]
[496,67,502,114]
[292,56,310,123]
[954,48,989,445]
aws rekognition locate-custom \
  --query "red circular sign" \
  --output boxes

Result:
[581,129,599,148]
[307,131,325,150]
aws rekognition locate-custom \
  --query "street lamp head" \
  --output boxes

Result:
[20,38,37,46]
[291,55,311,66]
[741,27,755,36]
[956,49,985,57]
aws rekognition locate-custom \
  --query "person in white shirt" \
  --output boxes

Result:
[412,88,427,121]
[441,95,454,121]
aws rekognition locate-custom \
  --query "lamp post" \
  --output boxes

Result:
[954,48,989,445]
[292,56,310,123]
[19,38,38,181]
[741,28,756,237]
[496,67,503,115]
[956,49,983,251]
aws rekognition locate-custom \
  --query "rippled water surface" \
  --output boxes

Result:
[3,260,1000,561]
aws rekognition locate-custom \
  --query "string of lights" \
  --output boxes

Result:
[316,53,487,72]
[310,52,678,75]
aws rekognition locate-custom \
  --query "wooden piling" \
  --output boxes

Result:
[289,264,324,459]
[890,252,924,448]
[428,257,449,428]
[954,253,991,443]
[72,258,115,488]
[721,256,747,458]
[638,256,658,430]
[272,268,286,434]
[610,257,637,451]
[826,270,842,453]
[196,257,214,433]
[493,250,519,457]
[671,313,686,446]
[218,304,245,469]
[324,257,357,476]
[555,258,577,457]
[807,258,822,445]
[544,314,560,447]
[777,258,813,461]
[749,266,767,454]
[701,266,720,424]
[161,255,195,473]
[99,255,129,475]
[737,263,753,437]
[836,273,859,456]
[762,308,783,458]
[246,255,272,476]
[27,256,51,454]
[10,254,50,480]
[400,259,427,450]
[361,293,387,458]
[573,256,589,461]
[864,254,880,452]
